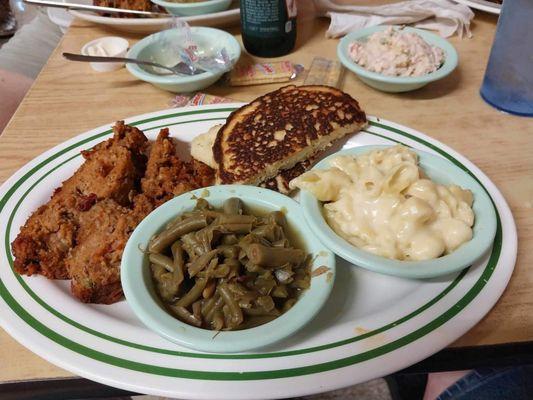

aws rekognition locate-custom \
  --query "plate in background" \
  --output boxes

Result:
[65,0,240,33]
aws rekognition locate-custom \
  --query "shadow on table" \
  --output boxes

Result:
[391,66,463,100]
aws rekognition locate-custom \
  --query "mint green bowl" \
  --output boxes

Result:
[299,146,497,279]
[151,0,232,16]
[337,26,458,93]
[126,27,240,93]
[121,185,335,353]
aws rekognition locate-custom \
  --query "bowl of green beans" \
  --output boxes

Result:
[121,185,335,353]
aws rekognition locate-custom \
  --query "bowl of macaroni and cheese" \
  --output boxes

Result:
[291,145,497,279]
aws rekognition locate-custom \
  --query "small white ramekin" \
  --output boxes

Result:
[81,36,129,72]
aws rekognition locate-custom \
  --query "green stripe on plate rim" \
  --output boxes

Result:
[0,108,502,379]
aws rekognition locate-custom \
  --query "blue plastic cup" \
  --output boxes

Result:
[480,0,533,116]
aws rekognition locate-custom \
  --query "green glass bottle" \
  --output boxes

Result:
[240,0,297,58]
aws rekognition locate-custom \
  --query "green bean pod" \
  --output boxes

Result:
[222,198,243,215]
[175,278,207,308]
[246,244,306,267]
[219,283,244,327]
[149,216,208,253]
[188,249,218,277]
[170,305,202,327]
[171,241,185,288]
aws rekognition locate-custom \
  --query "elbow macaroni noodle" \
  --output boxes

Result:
[291,145,474,261]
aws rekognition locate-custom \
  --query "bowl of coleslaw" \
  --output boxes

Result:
[337,25,458,93]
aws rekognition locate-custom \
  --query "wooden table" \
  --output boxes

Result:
[1,4,532,397]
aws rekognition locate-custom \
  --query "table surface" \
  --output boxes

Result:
[1,6,532,386]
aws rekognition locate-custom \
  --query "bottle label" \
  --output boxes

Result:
[241,0,296,38]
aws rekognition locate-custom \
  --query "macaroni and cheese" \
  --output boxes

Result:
[290,145,475,261]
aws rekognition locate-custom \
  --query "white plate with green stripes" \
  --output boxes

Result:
[0,105,516,399]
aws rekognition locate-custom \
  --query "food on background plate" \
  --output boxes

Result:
[290,145,475,261]
[148,197,311,330]
[348,27,445,77]
[93,0,165,16]
[12,122,214,304]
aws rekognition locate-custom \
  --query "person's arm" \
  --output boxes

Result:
[0,69,33,133]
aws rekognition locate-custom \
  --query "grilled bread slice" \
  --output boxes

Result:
[191,124,314,194]
[213,85,366,185]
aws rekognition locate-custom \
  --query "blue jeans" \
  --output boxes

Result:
[437,366,533,400]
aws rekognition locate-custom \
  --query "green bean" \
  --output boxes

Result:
[188,249,218,277]
[246,244,306,267]
[211,263,230,278]
[274,266,294,284]
[244,259,267,274]
[211,311,224,330]
[170,305,202,327]
[222,304,233,329]
[194,198,210,211]
[256,295,275,311]
[149,216,208,253]
[221,234,239,245]
[165,214,184,230]
[171,241,185,287]
[216,244,240,259]
[243,307,280,317]
[253,274,277,296]
[239,234,271,252]
[150,263,166,281]
[272,238,290,248]
[234,315,277,330]
[282,298,297,313]
[175,278,207,308]
[156,274,179,301]
[192,300,202,320]
[181,232,204,258]
[291,278,310,290]
[226,261,241,280]
[265,211,287,229]
[237,294,256,309]
[195,225,220,254]
[151,263,180,301]
[149,253,174,273]
[272,284,288,298]
[219,283,243,326]
[219,223,253,234]
[227,282,251,297]
[202,280,216,299]
[251,225,283,242]
[222,198,243,215]
[217,214,255,225]
[201,294,218,318]
[205,295,224,323]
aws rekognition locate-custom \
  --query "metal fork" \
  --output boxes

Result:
[62,53,205,76]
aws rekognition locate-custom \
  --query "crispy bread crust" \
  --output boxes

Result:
[213,85,366,185]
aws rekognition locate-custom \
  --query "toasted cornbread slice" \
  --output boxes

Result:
[213,85,366,185]
[191,124,314,194]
